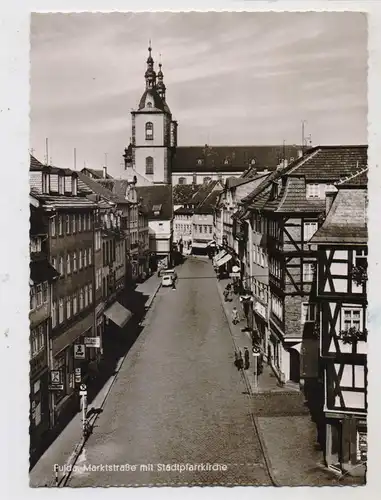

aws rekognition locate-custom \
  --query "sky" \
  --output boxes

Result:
[30,11,368,177]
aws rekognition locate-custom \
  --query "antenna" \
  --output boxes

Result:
[301,120,307,153]
[45,138,49,165]
[74,148,77,170]
[283,139,286,165]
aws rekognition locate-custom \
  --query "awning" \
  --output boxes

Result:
[213,250,227,264]
[104,302,133,329]
[216,253,232,267]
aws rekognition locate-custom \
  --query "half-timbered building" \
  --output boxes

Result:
[310,169,368,476]
[238,146,368,387]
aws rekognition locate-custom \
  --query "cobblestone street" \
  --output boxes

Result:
[64,257,272,486]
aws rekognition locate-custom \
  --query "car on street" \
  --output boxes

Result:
[161,274,174,287]
[161,268,177,280]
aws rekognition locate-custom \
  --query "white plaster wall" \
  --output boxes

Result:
[135,113,164,147]
[135,147,166,184]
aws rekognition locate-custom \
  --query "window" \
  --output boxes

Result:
[58,299,64,323]
[271,294,283,320]
[341,307,362,331]
[88,248,92,266]
[79,289,84,310]
[50,218,56,237]
[78,213,82,232]
[65,215,70,234]
[146,156,154,175]
[59,257,64,276]
[146,101,152,108]
[51,256,57,271]
[73,252,77,272]
[66,253,71,275]
[84,285,88,307]
[95,231,101,250]
[42,282,48,302]
[88,213,92,230]
[72,177,77,195]
[89,284,93,304]
[209,226,213,234]
[66,297,71,319]
[145,122,153,140]
[58,216,63,236]
[30,287,36,310]
[83,249,87,268]
[301,303,316,323]
[306,184,320,199]
[52,302,57,327]
[36,285,43,307]
[83,214,87,231]
[72,214,76,233]
[72,293,78,315]
[42,173,49,194]
[303,263,314,282]
[192,173,197,184]
[304,221,318,242]
[30,325,45,357]
[179,177,187,185]
[58,176,64,195]
[355,248,368,268]
[79,250,83,270]
[203,177,212,184]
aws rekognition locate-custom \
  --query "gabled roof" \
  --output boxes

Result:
[335,167,368,187]
[190,180,222,205]
[173,184,200,205]
[310,188,367,244]
[77,172,130,205]
[81,168,113,179]
[30,155,74,176]
[172,145,301,173]
[32,193,97,209]
[194,189,221,214]
[174,207,194,215]
[136,185,173,221]
[97,179,131,201]
[137,88,171,114]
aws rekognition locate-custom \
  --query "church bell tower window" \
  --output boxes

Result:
[145,122,154,140]
[146,156,154,175]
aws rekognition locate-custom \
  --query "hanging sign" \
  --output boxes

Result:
[74,344,86,359]
[84,337,101,348]
[75,367,82,383]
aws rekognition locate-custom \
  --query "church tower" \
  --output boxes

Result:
[124,43,177,185]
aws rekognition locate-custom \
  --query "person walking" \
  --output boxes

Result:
[244,347,250,371]
[231,306,239,325]
[234,349,244,371]
[171,277,176,290]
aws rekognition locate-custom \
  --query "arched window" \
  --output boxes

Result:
[146,156,154,175]
[203,177,212,184]
[146,101,152,108]
[178,177,187,185]
[145,122,153,140]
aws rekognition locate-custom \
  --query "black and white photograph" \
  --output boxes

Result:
[26,10,369,487]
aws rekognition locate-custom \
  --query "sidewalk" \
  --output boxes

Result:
[216,274,365,486]
[30,274,161,487]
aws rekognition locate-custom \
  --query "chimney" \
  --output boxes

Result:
[103,166,107,179]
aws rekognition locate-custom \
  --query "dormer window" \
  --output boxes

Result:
[224,157,230,165]
[306,184,320,199]
[72,177,78,196]
[250,159,256,166]
[197,159,204,166]
[146,101,152,108]
[42,173,49,194]
[178,177,187,185]
[58,175,64,195]
[153,204,162,216]
[145,122,153,140]
[271,181,279,199]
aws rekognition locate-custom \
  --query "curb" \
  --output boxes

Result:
[59,281,162,487]
[216,279,280,487]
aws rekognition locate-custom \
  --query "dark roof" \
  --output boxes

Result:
[242,145,368,213]
[194,189,221,214]
[311,188,367,244]
[30,155,73,175]
[136,185,173,221]
[97,179,131,201]
[81,168,113,179]
[336,167,368,187]
[172,145,301,173]
[138,88,171,114]
[77,172,129,204]
[32,193,97,209]
[190,180,222,205]
[30,259,60,284]
[173,184,200,205]
[174,207,194,215]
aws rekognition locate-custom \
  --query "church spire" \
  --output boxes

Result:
[144,40,156,90]
[156,56,166,101]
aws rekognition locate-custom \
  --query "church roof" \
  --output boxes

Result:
[171,145,301,173]
[138,88,171,114]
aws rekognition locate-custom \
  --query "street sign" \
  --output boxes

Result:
[74,344,86,359]
[79,383,87,396]
[49,384,64,391]
[252,345,261,357]
[84,337,101,348]
[232,265,240,273]
[50,370,61,384]
[75,367,82,383]
[229,272,241,278]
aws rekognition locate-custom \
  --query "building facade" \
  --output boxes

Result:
[311,172,368,477]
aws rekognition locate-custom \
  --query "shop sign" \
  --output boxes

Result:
[50,370,61,384]
[84,337,101,348]
[254,302,267,320]
[74,344,86,359]
[75,367,82,383]
[48,384,64,391]
[229,272,241,278]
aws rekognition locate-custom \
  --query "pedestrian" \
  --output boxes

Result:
[171,278,176,290]
[234,349,244,371]
[244,347,250,370]
[231,306,239,325]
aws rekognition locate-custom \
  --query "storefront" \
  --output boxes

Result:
[253,300,268,358]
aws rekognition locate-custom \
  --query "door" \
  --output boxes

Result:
[289,348,300,383]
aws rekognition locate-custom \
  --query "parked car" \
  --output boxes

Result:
[161,274,174,287]
[161,268,177,280]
